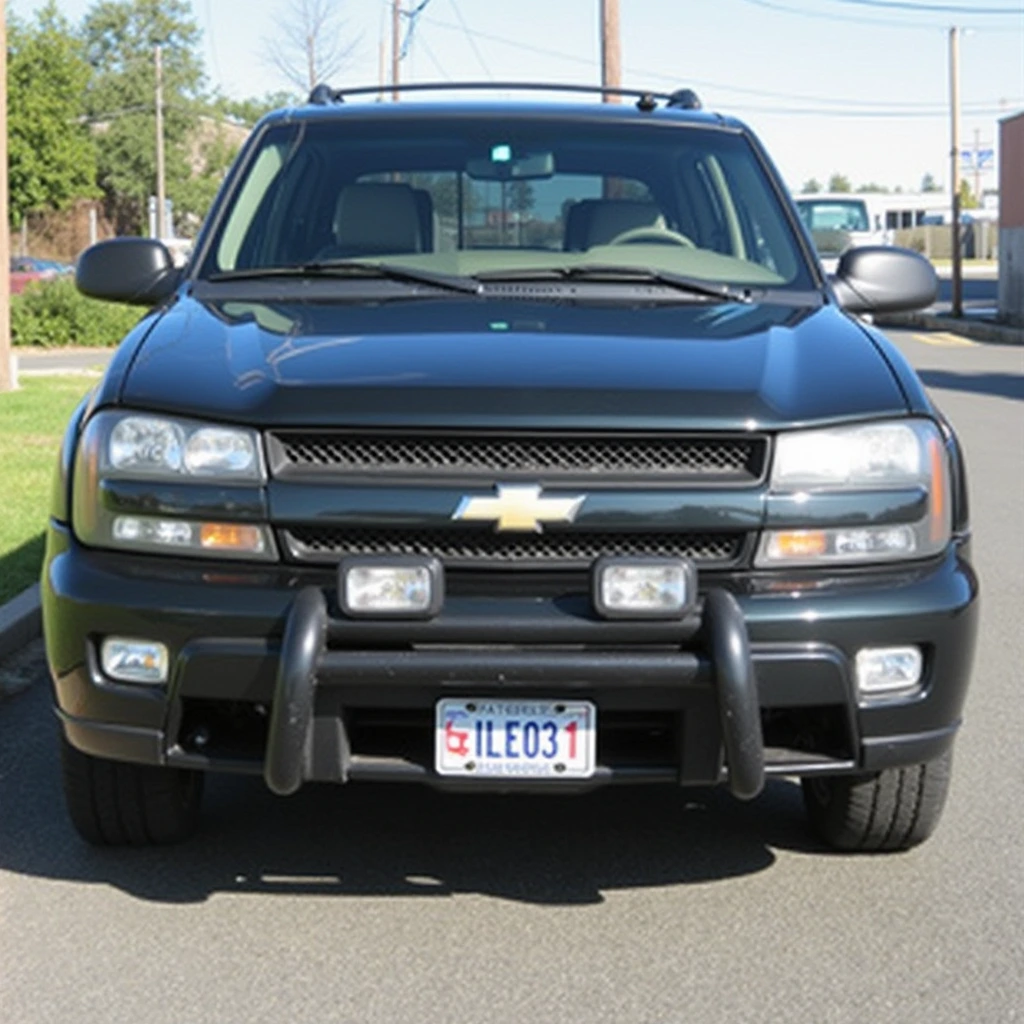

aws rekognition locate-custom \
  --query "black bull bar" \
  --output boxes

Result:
[263,586,765,801]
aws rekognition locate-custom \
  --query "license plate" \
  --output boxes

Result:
[435,699,596,779]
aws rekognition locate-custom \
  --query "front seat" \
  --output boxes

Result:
[327,182,425,258]
[564,199,665,250]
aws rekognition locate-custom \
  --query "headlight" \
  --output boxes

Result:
[757,419,950,567]
[73,411,275,561]
[772,422,921,488]
[108,415,260,479]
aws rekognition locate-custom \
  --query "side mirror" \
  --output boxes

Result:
[76,237,181,307]
[831,246,937,315]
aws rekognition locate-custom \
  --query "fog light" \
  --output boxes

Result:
[101,638,169,685]
[593,557,696,619]
[340,557,444,618]
[855,646,923,701]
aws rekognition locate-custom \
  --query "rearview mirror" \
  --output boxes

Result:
[831,246,937,315]
[76,237,181,307]
[466,150,555,181]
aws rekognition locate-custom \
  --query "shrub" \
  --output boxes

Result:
[11,277,142,347]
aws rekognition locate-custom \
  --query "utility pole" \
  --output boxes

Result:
[391,0,401,102]
[972,128,980,201]
[1,3,14,392]
[155,44,167,240]
[949,26,962,318]
[600,0,621,102]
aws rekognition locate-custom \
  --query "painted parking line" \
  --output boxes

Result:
[912,332,976,348]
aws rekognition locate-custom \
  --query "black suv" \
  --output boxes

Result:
[45,84,978,850]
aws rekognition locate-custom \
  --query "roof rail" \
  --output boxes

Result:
[305,81,703,113]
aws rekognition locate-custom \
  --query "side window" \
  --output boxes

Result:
[694,158,743,257]
[714,157,799,279]
[216,143,288,270]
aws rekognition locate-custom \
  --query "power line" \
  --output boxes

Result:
[834,0,1022,14]
[416,29,451,80]
[720,101,1014,117]
[448,0,494,80]
[400,0,435,60]
[735,0,1018,28]
[418,13,1018,115]
[203,0,223,85]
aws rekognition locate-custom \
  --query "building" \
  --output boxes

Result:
[998,111,1024,326]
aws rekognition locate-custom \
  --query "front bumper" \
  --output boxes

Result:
[43,523,979,796]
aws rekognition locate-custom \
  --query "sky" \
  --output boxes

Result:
[9,0,1024,194]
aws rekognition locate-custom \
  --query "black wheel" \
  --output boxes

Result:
[802,748,953,852]
[60,735,204,846]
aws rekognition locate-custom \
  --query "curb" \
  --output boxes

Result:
[0,585,42,690]
[877,312,1024,346]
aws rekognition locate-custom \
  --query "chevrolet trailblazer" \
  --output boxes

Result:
[44,83,978,850]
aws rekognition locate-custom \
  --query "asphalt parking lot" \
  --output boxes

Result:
[1,326,1021,1024]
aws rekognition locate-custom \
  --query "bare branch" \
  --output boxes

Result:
[262,0,359,93]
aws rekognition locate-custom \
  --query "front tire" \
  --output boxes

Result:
[60,735,203,846]
[802,748,953,852]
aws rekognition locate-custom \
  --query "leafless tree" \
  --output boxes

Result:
[264,0,357,93]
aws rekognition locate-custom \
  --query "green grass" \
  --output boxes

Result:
[0,376,96,604]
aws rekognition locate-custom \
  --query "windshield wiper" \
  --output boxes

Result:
[208,260,483,295]
[476,264,752,303]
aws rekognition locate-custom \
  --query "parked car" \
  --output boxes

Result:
[9,255,74,295]
[11,256,55,295]
[46,83,977,851]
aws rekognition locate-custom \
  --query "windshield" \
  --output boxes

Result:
[795,198,871,234]
[199,115,815,292]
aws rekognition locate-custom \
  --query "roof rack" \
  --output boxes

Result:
[306,81,703,113]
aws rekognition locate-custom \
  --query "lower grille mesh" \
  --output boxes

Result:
[283,527,744,567]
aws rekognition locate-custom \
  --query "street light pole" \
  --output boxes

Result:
[949,26,963,318]
[0,3,14,392]
[155,43,167,240]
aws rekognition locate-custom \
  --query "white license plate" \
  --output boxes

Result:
[435,698,596,779]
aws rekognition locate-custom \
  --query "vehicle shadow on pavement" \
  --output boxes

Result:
[917,369,1024,402]
[1,680,829,906]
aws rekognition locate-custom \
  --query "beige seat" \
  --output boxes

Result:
[329,183,425,257]
[564,199,665,250]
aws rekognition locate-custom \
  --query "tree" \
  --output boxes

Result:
[508,181,535,218]
[173,122,245,235]
[264,0,357,93]
[920,173,942,193]
[856,183,889,194]
[82,0,207,233]
[827,173,852,193]
[508,180,535,245]
[213,91,297,127]
[800,178,822,194]
[6,3,98,227]
[957,178,978,210]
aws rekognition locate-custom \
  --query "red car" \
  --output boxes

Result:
[9,256,68,295]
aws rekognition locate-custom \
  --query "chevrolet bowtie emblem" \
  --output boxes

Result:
[453,485,586,533]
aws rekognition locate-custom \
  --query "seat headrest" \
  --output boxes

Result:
[332,183,424,256]
[564,199,665,250]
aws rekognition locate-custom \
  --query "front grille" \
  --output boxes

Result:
[267,431,767,483]
[283,526,745,568]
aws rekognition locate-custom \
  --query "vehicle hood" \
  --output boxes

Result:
[118,295,908,430]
